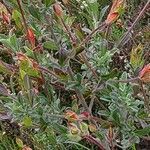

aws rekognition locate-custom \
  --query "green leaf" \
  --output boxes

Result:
[112,109,120,126]
[87,1,99,22]
[28,5,42,21]
[43,40,58,51]
[23,46,34,57]
[134,126,150,137]
[0,61,12,74]
[46,129,57,145]
[130,44,144,69]
[16,138,24,148]
[19,59,40,78]
[99,5,109,23]
[22,116,32,127]
[20,69,26,80]
[80,122,89,135]
[0,39,12,50]
[9,34,19,51]
[43,0,55,7]
[12,9,23,29]
[64,141,90,150]
[101,68,119,80]
[53,123,68,134]
[67,134,82,142]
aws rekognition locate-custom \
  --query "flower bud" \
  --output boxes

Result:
[69,123,80,135]
[27,28,35,48]
[53,3,63,17]
[105,12,119,25]
[65,110,78,122]
[2,11,10,24]
[105,0,125,25]
[139,64,150,83]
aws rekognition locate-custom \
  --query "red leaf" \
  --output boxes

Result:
[105,12,119,25]
[53,3,63,17]
[81,111,90,118]
[139,64,150,83]
[105,0,125,25]
[65,110,78,122]
[27,28,35,48]
[2,11,10,24]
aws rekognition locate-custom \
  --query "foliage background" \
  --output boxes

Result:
[0,0,150,149]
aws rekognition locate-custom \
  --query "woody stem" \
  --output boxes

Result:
[16,0,28,32]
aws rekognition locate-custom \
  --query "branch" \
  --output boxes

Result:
[67,66,91,113]
[116,0,150,47]
[83,135,105,150]
[16,0,28,32]
[139,81,150,113]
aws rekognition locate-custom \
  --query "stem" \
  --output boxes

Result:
[16,0,28,32]
[44,14,59,46]
[60,17,76,44]
[67,66,90,113]
[111,77,139,83]
[73,23,106,80]
[116,0,150,47]
[83,135,105,150]
[79,22,106,47]
[39,66,59,79]
[79,52,99,80]
[10,72,16,94]
[139,81,150,113]
[60,18,104,80]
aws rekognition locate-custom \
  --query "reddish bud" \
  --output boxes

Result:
[105,0,125,25]
[2,11,10,24]
[53,3,63,17]
[105,12,119,25]
[22,145,32,150]
[65,110,78,122]
[81,111,90,118]
[27,28,35,48]
[139,64,150,83]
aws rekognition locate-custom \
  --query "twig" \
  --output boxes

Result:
[79,22,106,48]
[39,66,59,79]
[16,0,28,32]
[60,17,76,45]
[89,97,95,112]
[111,77,139,83]
[67,66,90,113]
[74,23,106,80]
[116,0,150,48]
[60,17,100,80]
[79,52,99,80]
[44,13,59,46]
[83,135,105,150]
[139,81,150,113]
